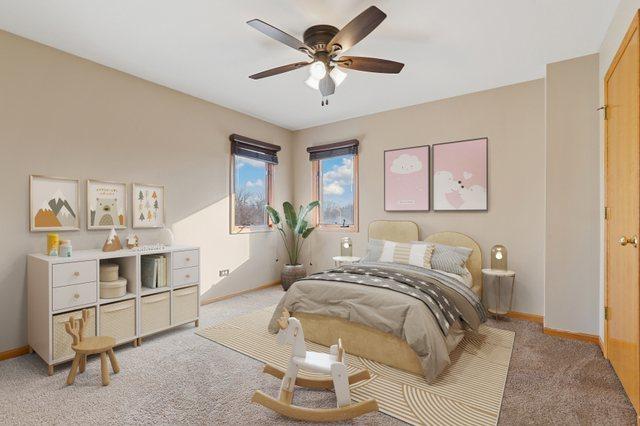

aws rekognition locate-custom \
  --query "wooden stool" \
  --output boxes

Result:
[64,309,120,386]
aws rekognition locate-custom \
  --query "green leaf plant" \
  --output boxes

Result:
[266,201,320,266]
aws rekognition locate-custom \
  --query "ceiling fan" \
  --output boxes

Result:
[247,6,404,106]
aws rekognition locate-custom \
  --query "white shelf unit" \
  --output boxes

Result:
[27,245,200,375]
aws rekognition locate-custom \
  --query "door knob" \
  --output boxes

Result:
[619,235,639,247]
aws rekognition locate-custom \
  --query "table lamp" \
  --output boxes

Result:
[491,245,508,270]
[340,237,353,257]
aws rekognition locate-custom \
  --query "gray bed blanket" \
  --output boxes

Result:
[268,261,486,382]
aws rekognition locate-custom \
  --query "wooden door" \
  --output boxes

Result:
[605,12,640,414]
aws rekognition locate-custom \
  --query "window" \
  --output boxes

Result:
[309,140,359,231]
[230,134,279,234]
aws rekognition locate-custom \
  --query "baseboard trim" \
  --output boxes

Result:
[0,345,30,362]
[505,310,544,324]
[543,327,599,344]
[201,280,281,305]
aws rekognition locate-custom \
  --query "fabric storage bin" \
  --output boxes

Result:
[100,263,119,282]
[140,292,170,335]
[100,277,127,299]
[172,286,198,325]
[99,299,135,344]
[52,307,95,361]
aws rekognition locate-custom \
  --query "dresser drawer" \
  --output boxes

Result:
[52,282,97,311]
[173,250,199,269]
[172,266,199,287]
[52,261,97,288]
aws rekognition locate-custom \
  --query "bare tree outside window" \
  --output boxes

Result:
[318,155,356,227]
[232,156,270,232]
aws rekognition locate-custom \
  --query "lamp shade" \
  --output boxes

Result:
[490,245,508,270]
[340,237,353,257]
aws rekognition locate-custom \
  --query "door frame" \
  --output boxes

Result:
[604,10,640,360]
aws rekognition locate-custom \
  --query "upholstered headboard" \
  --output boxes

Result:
[425,232,482,297]
[368,220,419,243]
[367,221,482,297]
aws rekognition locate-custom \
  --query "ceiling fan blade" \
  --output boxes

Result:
[319,74,336,96]
[247,19,314,54]
[249,61,311,80]
[337,56,404,74]
[328,6,386,54]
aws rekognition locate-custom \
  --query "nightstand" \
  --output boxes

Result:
[481,268,516,320]
[333,256,361,267]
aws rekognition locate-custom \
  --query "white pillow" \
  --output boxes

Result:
[378,240,435,269]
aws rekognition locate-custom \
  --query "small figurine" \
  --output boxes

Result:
[126,233,140,249]
[102,228,122,252]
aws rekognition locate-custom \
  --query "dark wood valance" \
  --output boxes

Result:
[230,134,281,164]
[307,139,359,161]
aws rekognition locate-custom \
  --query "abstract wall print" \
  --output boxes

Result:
[432,138,488,211]
[384,146,430,211]
[132,183,165,228]
[87,180,127,230]
[30,175,80,232]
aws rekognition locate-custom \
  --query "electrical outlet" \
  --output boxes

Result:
[219,269,229,277]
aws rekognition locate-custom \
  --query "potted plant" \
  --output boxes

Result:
[266,201,320,290]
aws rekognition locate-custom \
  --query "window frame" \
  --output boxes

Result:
[312,153,359,232]
[230,153,274,234]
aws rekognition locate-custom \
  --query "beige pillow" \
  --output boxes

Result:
[379,241,435,269]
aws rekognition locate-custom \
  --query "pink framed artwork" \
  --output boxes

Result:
[432,137,488,211]
[384,146,430,211]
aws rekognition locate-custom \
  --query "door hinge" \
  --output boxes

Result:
[604,207,610,220]
[597,105,608,120]
[604,306,610,321]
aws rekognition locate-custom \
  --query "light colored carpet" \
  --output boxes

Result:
[0,286,636,425]
[197,306,514,426]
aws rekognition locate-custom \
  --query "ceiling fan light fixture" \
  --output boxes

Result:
[330,67,347,87]
[309,61,327,80]
[305,76,320,90]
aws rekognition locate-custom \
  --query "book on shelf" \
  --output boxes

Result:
[141,255,168,289]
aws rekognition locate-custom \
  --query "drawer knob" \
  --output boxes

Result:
[186,274,191,279]
[186,258,191,262]
[73,293,80,299]
[73,271,80,277]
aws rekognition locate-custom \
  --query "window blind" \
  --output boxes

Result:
[307,139,359,161]
[230,134,281,164]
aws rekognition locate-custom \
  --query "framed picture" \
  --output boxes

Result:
[87,179,127,230]
[384,145,430,211]
[132,183,165,228]
[432,137,488,211]
[30,175,80,232]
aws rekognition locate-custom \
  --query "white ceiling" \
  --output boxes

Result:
[0,0,619,130]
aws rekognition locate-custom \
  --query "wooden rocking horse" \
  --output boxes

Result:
[252,309,379,422]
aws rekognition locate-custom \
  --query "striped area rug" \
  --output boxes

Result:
[197,307,514,426]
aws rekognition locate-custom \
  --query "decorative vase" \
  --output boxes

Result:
[281,264,306,290]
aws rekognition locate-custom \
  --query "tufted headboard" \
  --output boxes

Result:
[367,221,482,297]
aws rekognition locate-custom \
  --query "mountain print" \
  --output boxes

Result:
[34,189,77,229]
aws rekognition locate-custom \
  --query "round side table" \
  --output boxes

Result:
[481,268,516,320]
[333,256,361,267]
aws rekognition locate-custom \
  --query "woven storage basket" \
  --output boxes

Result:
[100,277,127,299]
[100,263,119,282]
[99,299,135,344]
[52,307,96,361]
[172,285,198,325]
[140,292,170,335]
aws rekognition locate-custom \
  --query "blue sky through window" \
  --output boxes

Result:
[320,155,354,225]
[234,156,268,227]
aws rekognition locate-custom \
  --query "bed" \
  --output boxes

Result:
[268,220,485,382]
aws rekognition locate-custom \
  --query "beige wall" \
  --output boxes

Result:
[0,31,293,352]
[545,54,600,335]
[598,3,640,339]
[292,80,546,316]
